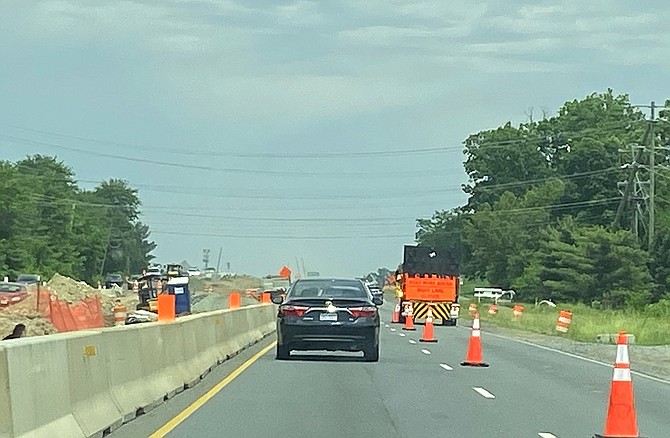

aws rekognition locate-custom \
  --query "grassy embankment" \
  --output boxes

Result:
[459,278,670,346]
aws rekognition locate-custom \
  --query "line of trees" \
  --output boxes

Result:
[0,155,155,283]
[417,90,670,309]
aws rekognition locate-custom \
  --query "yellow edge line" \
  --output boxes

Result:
[149,341,277,438]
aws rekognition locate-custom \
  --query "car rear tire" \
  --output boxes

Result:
[364,344,379,362]
[276,343,290,360]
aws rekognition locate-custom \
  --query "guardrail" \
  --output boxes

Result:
[0,303,276,438]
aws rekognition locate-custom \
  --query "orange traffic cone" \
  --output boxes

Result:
[419,309,437,343]
[392,300,401,324]
[403,313,416,331]
[461,312,489,367]
[594,332,643,438]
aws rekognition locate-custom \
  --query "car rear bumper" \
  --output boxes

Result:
[278,322,379,352]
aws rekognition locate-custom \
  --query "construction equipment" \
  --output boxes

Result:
[394,244,460,326]
[135,272,191,315]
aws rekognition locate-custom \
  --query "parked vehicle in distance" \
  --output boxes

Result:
[146,266,162,276]
[104,273,125,289]
[187,267,201,277]
[273,278,382,361]
[366,283,384,304]
[0,282,29,306]
[15,274,40,285]
[203,267,217,279]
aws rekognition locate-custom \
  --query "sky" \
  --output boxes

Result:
[1,0,670,278]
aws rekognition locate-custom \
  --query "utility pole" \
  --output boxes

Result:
[216,247,223,273]
[202,248,211,269]
[649,101,656,247]
[617,101,670,245]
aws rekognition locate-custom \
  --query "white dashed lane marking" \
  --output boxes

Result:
[439,363,453,371]
[473,387,496,399]
[538,433,557,438]
[409,340,417,344]
[398,333,406,337]
[421,349,431,355]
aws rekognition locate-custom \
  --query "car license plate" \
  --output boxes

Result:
[320,312,338,321]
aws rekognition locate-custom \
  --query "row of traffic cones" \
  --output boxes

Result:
[395,306,644,437]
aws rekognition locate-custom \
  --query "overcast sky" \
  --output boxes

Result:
[1,0,669,278]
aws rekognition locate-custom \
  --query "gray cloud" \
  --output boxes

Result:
[1,0,669,275]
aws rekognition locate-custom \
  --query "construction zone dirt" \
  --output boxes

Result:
[191,275,262,313]
[0,292,57,338]
[47,273,139,327]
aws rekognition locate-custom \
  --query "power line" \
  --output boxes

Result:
[1,124,453,158]
[151,230,410,240]
[11,161,621,200]
[0,133,447,179]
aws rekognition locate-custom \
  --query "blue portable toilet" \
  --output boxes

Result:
[167,276,191,314]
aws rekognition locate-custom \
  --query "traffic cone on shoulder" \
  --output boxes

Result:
[403,313,416,331]
[461,312,489,367]
[594,332,643,438]
[391,300,401,324]
[419,309,437,343]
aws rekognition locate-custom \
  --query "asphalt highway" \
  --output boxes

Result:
[112,305,670,437]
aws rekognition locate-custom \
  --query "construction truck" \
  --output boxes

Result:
[394,244,460,326]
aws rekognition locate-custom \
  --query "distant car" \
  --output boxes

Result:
[366,283,384,304]
[203,267,216,279]
[0,282,29,306]
[146,267,162,276]
[273,278,382,361]
[187,268,201,277]
[15,274,40,285]
[104,273,125,289]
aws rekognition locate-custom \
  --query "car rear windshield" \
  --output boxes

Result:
[289,280,368,299]
[0,284,25,293]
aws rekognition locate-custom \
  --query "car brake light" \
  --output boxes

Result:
[349,306,377,318]
[281,305,308,317]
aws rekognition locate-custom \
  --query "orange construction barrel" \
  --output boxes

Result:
[157,294,176,321]
[262,292,271,304]
[229,291,241,309]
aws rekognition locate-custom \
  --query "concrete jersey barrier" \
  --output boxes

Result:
[0,304,276,438]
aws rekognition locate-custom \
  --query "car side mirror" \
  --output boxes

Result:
[373,296,383,306]
[271,293,284,305]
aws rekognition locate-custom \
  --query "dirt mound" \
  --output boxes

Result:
[46,273,100,302]
[0,294,57,339]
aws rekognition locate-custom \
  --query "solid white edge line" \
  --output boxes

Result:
[538,433,557,438]
[473,387,495,399]
[421,349,431,355]
[409,340,417,344]
[440,363,453,371]
[483,330,670,386]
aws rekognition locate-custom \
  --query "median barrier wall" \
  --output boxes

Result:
[0,303,276,438]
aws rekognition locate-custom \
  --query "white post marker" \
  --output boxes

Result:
[473,387,496,399]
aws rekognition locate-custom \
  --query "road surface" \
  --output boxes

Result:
[112,306,670,437]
